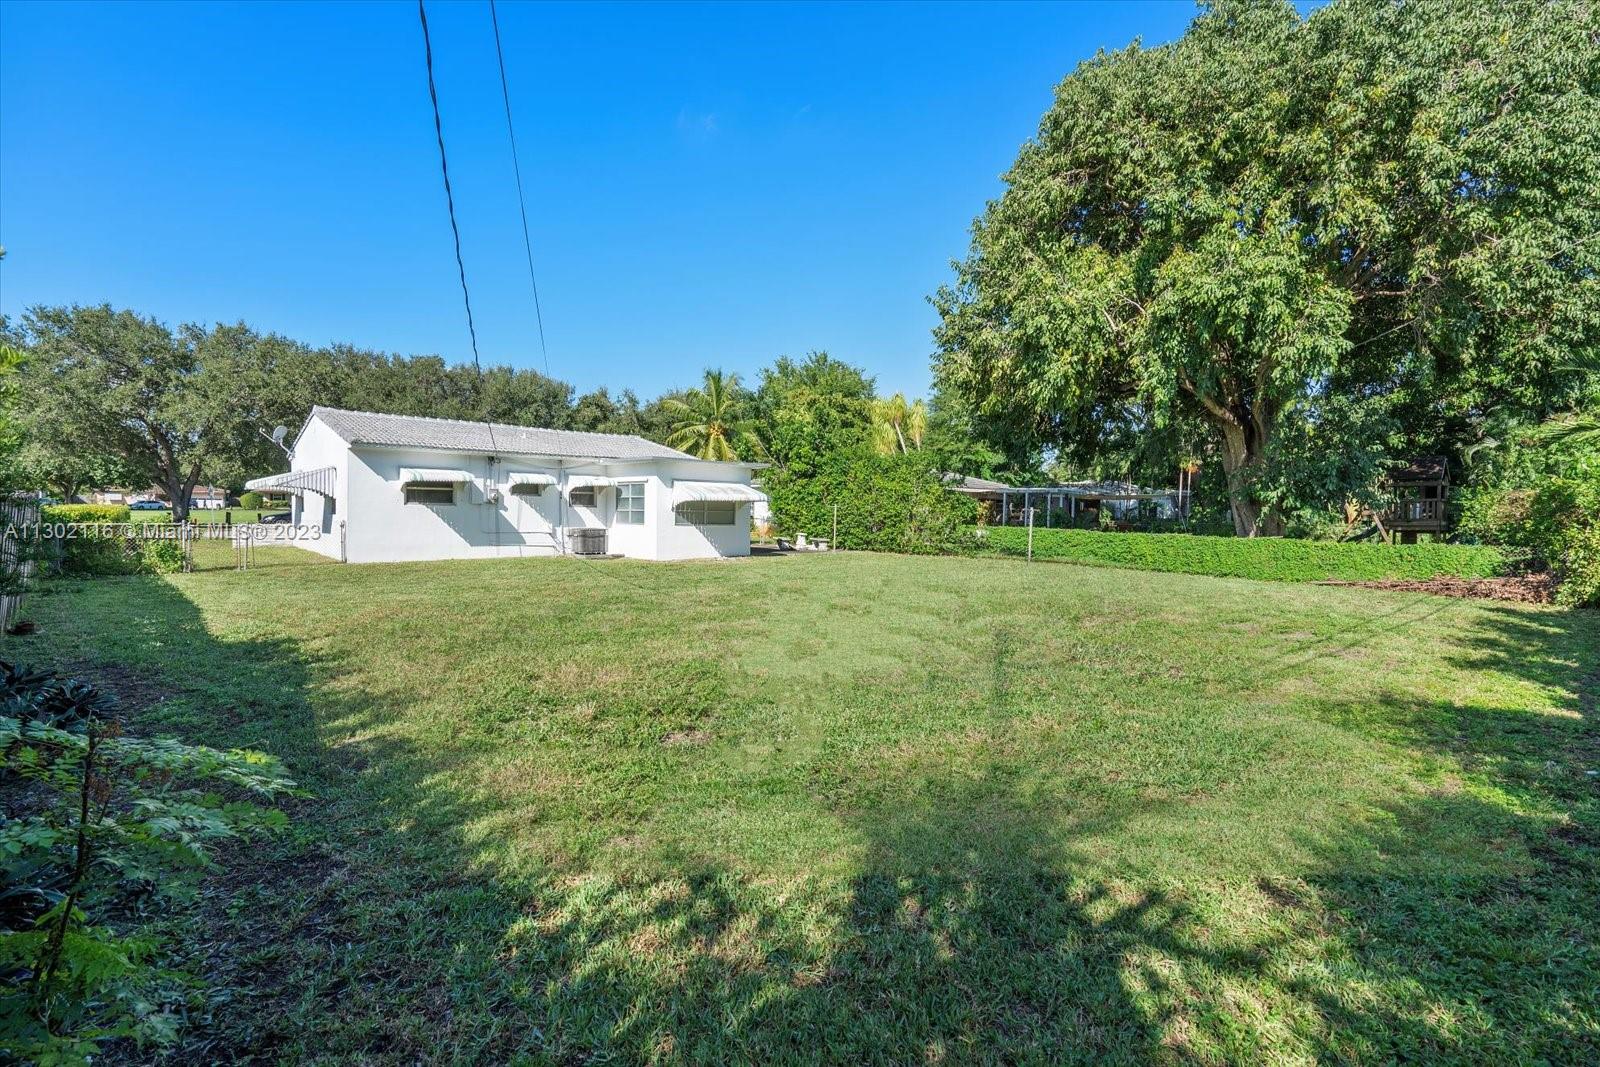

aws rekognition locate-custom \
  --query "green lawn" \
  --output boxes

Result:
[13,544,1599,1063]
[125,508,284,524]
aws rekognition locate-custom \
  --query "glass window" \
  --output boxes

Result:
[674,501,736,526]
[569,486,597,507]
[403,481,455,505]
[616,482,645,524]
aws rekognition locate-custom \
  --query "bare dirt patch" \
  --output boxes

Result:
[63,661,182,711]
[1318,574,1557,604]
[662,728,712,746]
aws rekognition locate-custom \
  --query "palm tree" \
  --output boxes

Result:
[663,369,764,461]
[871,393,927,455]
[1531,351,1600,450]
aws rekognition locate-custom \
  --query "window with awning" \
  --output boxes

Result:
[399,467,471,483]
[669,481,766,505]
[506,471,556,495]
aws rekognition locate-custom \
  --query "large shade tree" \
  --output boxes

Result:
[12,306,305,518]
[933,0,1600,535]
[752,352,876,474]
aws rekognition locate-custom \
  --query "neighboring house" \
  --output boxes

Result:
[245,406,766,563]
[947,474,1179,526]
[188,485,228,510]
[88,486,228,510]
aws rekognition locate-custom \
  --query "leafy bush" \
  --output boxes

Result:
[972,527,1505,583]
[40,504,129,524]
[237,491,264,510]
[140,539,184,574]
[52,535,147,577]
[0,661,296,1064]
[1555,527,1600,608]
[1459,460,1600,603]
[32,510,187,577]
[765,447,978,554]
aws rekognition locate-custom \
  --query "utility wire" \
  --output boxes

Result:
[418,0,501,555]
[488,0,551,378]
[418,0,483,376]
[416,3,671,576]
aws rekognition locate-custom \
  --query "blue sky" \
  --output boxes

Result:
[1,0,1199,400]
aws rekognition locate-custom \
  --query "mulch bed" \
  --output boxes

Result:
[1318,574,1557,604]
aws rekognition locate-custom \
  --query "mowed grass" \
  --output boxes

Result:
[15,544,1599,1064]
[125,508,283,524]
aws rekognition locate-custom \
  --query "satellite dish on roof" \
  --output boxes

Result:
[271,425,288,445]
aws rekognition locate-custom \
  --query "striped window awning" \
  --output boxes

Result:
[245,466,337,497]
[670,481,767,505]
[398,467,471,483]
[506,471,556,487]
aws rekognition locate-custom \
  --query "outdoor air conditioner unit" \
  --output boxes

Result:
[568,527,608,557]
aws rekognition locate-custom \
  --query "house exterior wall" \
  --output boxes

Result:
[651,459,754,560]
[285,415,350,560]
[281,414,758,564]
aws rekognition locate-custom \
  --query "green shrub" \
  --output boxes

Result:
[1459,463,1600,604]
[1556,527,1600,608]
[140,539,185,574]
[972,527,1506,583]
[765,447,978,554]
[54,535,145,577]
[40,503,129,524]
[238,491,264,510]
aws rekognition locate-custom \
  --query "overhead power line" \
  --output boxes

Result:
[488,0,552,378]
[417,0,483,376]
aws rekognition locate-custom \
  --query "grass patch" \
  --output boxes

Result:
[126,508,282,524]
[8,543,1596,1063]
[975,526,1506,582]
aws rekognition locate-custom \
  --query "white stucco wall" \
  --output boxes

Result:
[651,459,754,561]
[284,415,349,560]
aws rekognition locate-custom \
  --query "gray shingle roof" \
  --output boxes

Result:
[308,406,694,461]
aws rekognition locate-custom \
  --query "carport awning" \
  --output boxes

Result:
[245,466,337,497]
[506,471,556,487]
[567,475,615,489]
[671,481,767,505]
[399,467,471,483]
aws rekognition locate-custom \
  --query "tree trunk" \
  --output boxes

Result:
[1213,417,1283,538]
[163,478,188,522]
[162,467,200,523]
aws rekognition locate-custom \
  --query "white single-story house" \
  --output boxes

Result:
[245,406,766,563]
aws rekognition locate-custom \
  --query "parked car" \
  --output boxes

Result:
[130,500,167,511]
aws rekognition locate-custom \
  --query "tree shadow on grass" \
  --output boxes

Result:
[22,572,1600,1064]
[1278,603,1600,1063]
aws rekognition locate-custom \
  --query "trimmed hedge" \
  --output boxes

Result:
[37,504,187,576]
[766,447,978,554]
[973,527,1505,583]
[41,503,130,524]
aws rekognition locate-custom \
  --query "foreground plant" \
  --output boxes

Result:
[0,661,297,1064]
